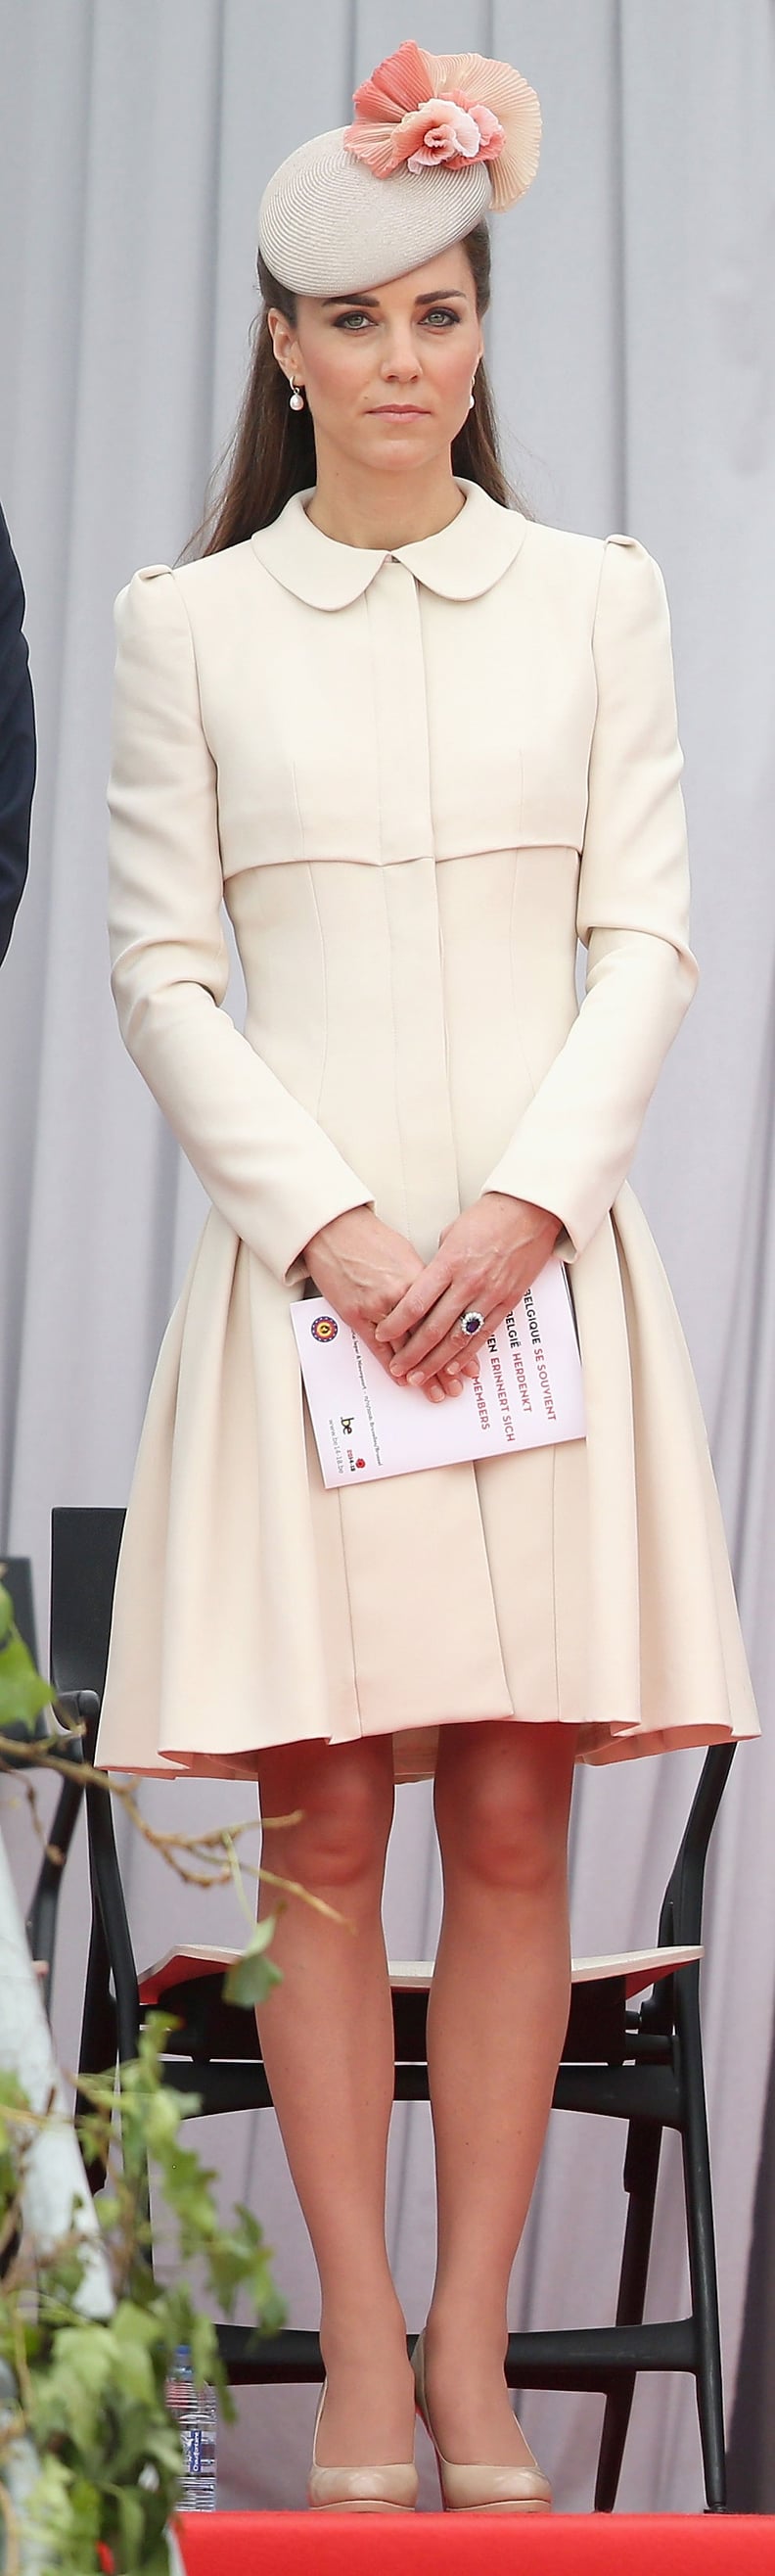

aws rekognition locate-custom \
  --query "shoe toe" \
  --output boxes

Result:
[309,2461,419,2511]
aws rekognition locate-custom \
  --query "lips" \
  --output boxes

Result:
[370,405,427,416]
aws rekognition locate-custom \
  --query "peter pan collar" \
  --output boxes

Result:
[250,478,528,609]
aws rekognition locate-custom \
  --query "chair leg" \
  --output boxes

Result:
[76,1900,117,2193]
[82,1744,153,2264]
[79,1897,117,2081]
[25,1760,86,2014]
[676,1965,726,2510]
[85,1777,141,2068]
[594,2120,662,2510]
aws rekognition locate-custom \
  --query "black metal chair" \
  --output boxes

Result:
[30,1504,736,2510]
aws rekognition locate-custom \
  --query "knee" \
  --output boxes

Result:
[260,1745,394,1897]
[435,1740,570,1897]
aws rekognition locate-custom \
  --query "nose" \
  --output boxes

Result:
[378,330,423,385]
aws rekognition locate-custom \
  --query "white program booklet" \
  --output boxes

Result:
[291,1258,586,1490]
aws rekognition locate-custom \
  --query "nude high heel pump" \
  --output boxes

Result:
[412,2330,553,2513]
[307,2379,419,2512]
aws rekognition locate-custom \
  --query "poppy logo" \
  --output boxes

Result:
[311,1315,339,1342]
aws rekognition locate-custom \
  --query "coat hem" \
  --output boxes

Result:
[96,1704,760,1787]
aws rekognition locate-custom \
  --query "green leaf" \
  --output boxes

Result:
[0,1580,53,1730]
[0,1635,53,1729]
[25,2450,96,2565]
[142,2087,186,2156]
[96,2192,121,2231]
[30,2320,115,2454]
[116,2480,147,2561]
[0,2069,32,2120]
[141,2542,177,2576]
[113,2303,159,2357]
[224,1915,283,2008]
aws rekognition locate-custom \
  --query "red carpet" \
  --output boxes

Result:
[177,2512,775,2569]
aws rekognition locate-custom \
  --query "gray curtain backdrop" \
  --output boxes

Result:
[1,0,774,2514]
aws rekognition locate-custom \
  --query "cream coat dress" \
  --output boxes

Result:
[94,477,759,1784]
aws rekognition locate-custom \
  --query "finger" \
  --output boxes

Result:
[421,1353,481,1399]
[356,1310,479,1405]
[439,1353,480,1389]
[359,1322,458,1404]
[398,1308,494,1390]
[439,1359,477,1394]
[423,1363,473,1403]
[357,1322,403,1382]
[388,1280,486,1378]
[407,1310,498,1382]
[374,1249,455,1344]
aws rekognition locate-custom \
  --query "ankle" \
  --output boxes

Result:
[321,2292,409,2370]
[424,2298,509,2368]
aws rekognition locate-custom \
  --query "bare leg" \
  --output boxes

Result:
[423,1718,576,2464]
[254,1735,415,2465]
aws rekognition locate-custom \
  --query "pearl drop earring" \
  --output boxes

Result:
[469,379,476,411]
[289,376,305,410]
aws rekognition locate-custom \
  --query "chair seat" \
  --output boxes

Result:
[138,1940,703,2008]
[136,1941,704,2080]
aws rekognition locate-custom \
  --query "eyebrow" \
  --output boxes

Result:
[320,288,468,307]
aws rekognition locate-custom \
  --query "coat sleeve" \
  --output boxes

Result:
[108,564,375,1284]
[0,504,36,968]
[479,534,700,1261]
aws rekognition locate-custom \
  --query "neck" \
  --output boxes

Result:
[302,448,467,550]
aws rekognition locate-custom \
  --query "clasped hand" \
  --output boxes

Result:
[301,1195,562,1404]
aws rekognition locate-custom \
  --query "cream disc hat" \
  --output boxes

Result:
[257,38,541,297]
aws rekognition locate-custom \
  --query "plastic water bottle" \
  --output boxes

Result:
[164,2344,217,2510]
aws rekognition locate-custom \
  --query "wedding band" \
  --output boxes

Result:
[458,1307,485,1337]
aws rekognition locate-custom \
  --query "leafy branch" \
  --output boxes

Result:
[0,2023,285,2572]
[0,1568,354,2565]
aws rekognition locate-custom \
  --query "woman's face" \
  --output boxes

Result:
[269,243,484,475]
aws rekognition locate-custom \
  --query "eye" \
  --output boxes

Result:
[333,306,461,330]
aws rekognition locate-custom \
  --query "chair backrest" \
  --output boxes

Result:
[658,1743,737,1949]
[49,1509,125,1698]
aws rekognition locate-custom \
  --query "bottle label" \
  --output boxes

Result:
[184,2428,203,2476]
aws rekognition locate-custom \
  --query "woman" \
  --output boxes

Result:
[95,41,759,2512]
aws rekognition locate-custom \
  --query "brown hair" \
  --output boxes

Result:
[190,220,531,557]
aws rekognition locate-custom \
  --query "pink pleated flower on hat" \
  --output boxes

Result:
[343,38,541,211]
